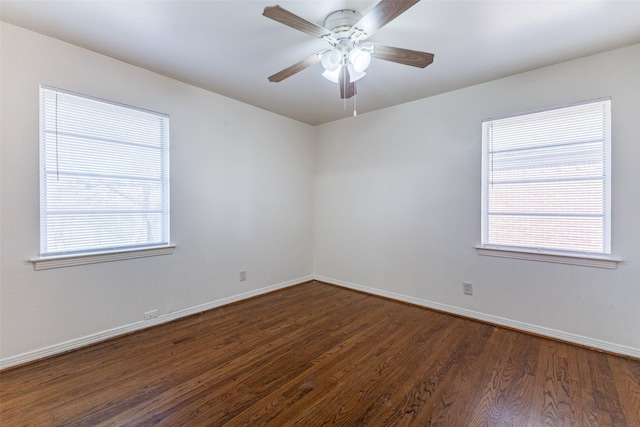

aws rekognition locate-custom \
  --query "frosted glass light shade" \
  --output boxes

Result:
[347,64,366,82]
[322,68,341,83]
[321,49,342,71]
[349,48,371,73]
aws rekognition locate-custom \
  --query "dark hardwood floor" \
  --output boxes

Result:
[1,281,639,426]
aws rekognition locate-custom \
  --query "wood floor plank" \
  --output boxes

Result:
[262,308,459,426]
[610,356,640,425]
[80,286,383,425]
[380,319,495,426]
[1,281,638,426]
[131,297,399,426]
[455,329,539,427]
[335,313,460,425]
[209,299,417,425]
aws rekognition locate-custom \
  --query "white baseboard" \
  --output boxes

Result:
[0,275,313,371]
[314,275,640,359]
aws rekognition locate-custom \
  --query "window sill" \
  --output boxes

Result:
[31,245,176,270]
[475,246,621,269]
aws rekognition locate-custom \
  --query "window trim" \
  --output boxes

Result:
[30,245,176,270]
[480,98,613,262]
[475,245,621,269]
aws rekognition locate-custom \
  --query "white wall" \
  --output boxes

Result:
[2,20,638,368]
[314,43,640,357]
[0,22,315,367]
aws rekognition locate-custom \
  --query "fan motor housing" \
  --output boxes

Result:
[324,9,362,35]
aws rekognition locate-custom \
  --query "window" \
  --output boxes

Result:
[481,98,611,258]
[39,86,170,260]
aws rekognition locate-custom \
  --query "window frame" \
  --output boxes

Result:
[33,86,174,269]
[478,98,620,268]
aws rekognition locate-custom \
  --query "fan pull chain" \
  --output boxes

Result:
[353,91,358,117]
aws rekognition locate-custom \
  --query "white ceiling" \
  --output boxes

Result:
[2,0,639,125]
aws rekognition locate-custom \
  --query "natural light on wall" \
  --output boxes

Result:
[481,98,611,257]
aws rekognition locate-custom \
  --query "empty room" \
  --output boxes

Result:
[1,0,639,425]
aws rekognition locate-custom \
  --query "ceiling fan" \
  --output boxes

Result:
[263,0,434,100]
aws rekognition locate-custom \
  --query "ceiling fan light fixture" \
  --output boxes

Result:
[347,64,366,82]
[321,48,342,72]
[349,48,371,73]
[263,2,433,106]
[322,68,341,83]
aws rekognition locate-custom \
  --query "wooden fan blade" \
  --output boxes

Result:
[339,67,356,99]
[268,52,323,82]
[351,0,420,40]
[370,43,434,68]
[263,5,332,39]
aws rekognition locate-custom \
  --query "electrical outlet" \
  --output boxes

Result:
[240,271,247,281]
[144,309,159,320]
[463,282,473,296]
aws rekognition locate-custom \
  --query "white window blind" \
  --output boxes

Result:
[481,98,611,256]
[40,86,170,257]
